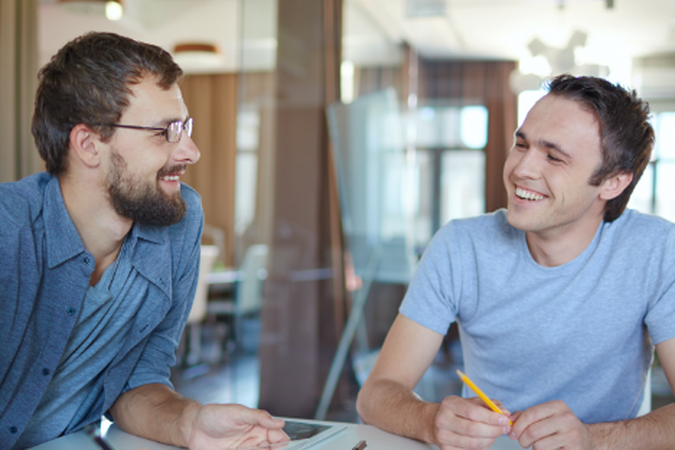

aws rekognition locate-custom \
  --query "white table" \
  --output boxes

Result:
[31,420,528,450]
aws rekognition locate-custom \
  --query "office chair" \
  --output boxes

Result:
[207,244,268,353]
[184,245,219,366]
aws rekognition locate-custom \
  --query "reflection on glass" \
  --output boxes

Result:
[235,153,258,235]
[627,163,654,215]
[412,102,488,149]
[341,60,355,103]
[460,106,488,149]
[414,150,433,246]
[327,88,416,284]
[240,0,278,71]
[235,106,261,236]
[628,111,675,221]
[441,151,485,223]
[656,112,675,159]
[656,163,675,221]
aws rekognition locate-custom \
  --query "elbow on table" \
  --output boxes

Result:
[355,380,376,425]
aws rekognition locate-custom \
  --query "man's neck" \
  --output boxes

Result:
[59,175,132,285]
[525,216,604,268]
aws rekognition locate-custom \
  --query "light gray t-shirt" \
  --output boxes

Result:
[400,208,675,424]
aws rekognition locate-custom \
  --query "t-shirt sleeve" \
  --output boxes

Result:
[399,223,461,336]
[645,227,675,345]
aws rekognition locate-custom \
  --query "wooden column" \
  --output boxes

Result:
[181,74,238,266]
[484,61,517,213]
[258,0,345,417]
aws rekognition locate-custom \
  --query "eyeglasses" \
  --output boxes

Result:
[93,117,193,143]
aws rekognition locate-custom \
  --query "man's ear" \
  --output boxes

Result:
[599,171,633,201]
[69,124,102,168]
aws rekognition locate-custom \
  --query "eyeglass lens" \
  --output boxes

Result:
[167,118,193,143]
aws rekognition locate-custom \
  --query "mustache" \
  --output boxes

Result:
[157,164,187,178]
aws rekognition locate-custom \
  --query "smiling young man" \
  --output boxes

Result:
[356,74,675,449]
[0,32,286,450]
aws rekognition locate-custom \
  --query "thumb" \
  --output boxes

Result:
[238,407,285,429]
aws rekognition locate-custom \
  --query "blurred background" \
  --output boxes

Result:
[2,0,674,423]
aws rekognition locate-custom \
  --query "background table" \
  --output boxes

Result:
[31,420,530,450]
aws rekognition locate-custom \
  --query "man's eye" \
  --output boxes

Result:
[548,154,562,162]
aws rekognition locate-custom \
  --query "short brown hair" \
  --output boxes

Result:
[546,74,654,222]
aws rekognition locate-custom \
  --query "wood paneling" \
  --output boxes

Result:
[180,74,237,265]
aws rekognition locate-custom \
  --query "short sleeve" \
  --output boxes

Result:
[399,223,461,336]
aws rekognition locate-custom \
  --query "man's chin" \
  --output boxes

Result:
[505,208,535,232]
[111,192,187,227]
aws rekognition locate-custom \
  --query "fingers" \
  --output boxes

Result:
[491,399,511,416]
[443,397,511,432]
[509,410,523,423]
[511,400,566,436]
[258,414,285,430]
[231,405,286,430]
[433,396,510,449]
[236,432,270,448]
[267,428,290,444]
[510,400,591,449]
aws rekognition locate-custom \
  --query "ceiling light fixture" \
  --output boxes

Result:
[406,0,446,18]
[57,0,123,21]
[105,1,123,21]
[172,43,224,70]
[509,29,608,94]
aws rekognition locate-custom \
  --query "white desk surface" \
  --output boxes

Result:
[31,420,528,450]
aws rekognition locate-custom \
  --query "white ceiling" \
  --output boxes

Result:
[39,0,675,93]
[353,0,675,61]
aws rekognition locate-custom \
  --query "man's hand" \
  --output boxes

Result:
[433,396,511,450]
[111,384,288,449]
[509,400,593,450]
[185,403,288,450]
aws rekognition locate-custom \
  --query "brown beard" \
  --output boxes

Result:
[107,150,187,227]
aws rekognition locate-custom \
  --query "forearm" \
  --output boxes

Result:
[590,403,675,450]
[356,378,440,444]
[110,383,200,447]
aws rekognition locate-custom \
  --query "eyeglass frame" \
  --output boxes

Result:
[91,117,193,143]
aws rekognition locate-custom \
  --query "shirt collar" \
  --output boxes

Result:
[126,223,172,300]
[44,176,88,269]
[43,176,169,270]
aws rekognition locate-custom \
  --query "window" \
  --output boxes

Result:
[628,110,675,221]
[413,102,488,246]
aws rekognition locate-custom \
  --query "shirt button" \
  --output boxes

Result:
[9,426,17,434]
[82,257,90,264]
[42,368,50,376]
[67,307,76,316]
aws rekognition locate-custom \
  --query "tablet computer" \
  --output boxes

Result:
[249,419,347,450]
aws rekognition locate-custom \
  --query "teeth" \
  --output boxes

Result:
[160,175,180,181]
[515,187,544,201]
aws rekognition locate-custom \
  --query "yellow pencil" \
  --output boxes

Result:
[456,370,513,426]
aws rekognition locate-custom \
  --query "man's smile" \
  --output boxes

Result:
[157,164,186,185]
[159,174,181,181]
[515,186,546,201]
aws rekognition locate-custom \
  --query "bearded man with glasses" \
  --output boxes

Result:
[0,32,287,450]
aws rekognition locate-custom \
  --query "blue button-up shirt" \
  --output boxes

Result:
[0,173,203,448]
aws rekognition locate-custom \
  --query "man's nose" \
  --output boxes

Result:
[174,135,201,165]
[512,148,541,179]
